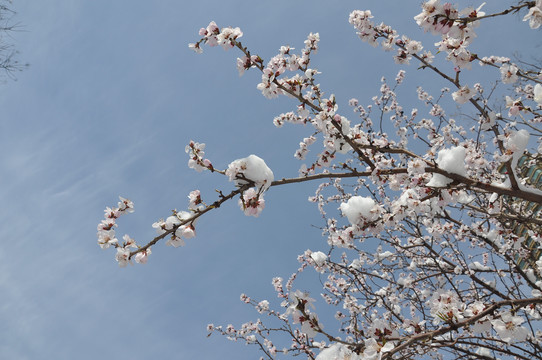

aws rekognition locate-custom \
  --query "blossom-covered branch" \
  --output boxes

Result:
[99,1,542,359]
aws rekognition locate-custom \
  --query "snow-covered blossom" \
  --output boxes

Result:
[339,196,382,226]
[165,215,181,230]
[426,146,467,187]
[468,261,490,271]
[315,343,360,360]
[505,129,530,167]
[226,154,274,193]
[310,251,327,267]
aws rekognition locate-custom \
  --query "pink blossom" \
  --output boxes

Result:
[238,188,265,217]
[491,312,530,343]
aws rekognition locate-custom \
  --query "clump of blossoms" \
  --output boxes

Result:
[99,2,542,360]
[97,197,140,266]
[185,140,213,172]
[238,188,265,217]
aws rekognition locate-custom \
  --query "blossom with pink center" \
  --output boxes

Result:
[491,312,529,343]
[238,188,265,217]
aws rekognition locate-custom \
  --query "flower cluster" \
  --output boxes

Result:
[238,188,265,217]
[153,210,197,248]
[188,21,243,53]
[97,197,140,267]
[185,140,213,172]
[255,32,320,99]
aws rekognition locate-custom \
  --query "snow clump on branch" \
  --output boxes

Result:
[226,155,274,217]
[339,196,382,227]
[426,146,467,187]
[226,154,274,193]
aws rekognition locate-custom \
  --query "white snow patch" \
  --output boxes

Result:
[427,146,467,187]
[315,343,361,360]
[339,196,380,225]
[311,251,327,267]
[226,154,274,192]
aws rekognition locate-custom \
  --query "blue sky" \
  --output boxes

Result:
[0,1,539,359]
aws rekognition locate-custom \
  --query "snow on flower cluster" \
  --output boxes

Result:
[315,343,360,360]
[152,210,197,248]
[226,154,274,217]
[426,146,467,187]
[339,196,382,227]
[226,154,274,192]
